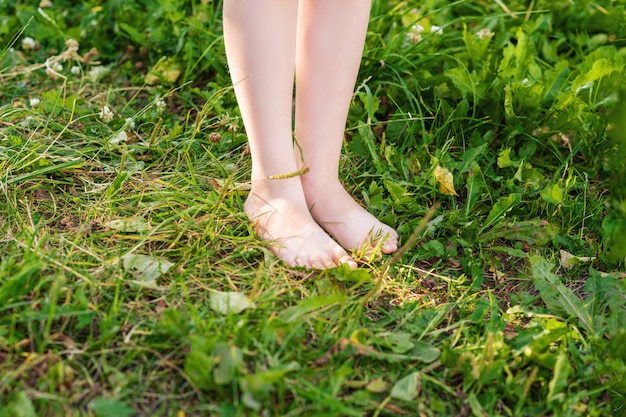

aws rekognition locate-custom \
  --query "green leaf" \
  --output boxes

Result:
[510,79,546,115]
[526,319,571,358]
[488,246,529,258]
[357,90,380,121]
[608,329,626,361]
[512,29,532,74]
[559,250,595,270]
[241,363,300,410]
[468,393,489,417]
[212,343,243,385]
[462,25,492,61]
[420,239,446,257]
[118,22,147,46]
[445,67,485,100]
[465,162,487,215]
[146,57,183,85]
[384,180,408,204]
[357,125,382,169]
[209,291,255,315]
[547,352,572,402]
[0,261,42,306]
[571,58,624,93]
[122,254,174,288]
[375,332,414,354]
[498,28,535,81]
[86,65,112,82]
[513,161,543,186]
[105,218,152,233]
[480,193,522,233]
[390,371,421,401]
[530,256,593,333]
[504,83,517,119]
[457,143,488,174]
[543,60,571,103]
[0,391,36,417]
[38,90,87,116]
[602,216,626,263]
[540,183,564,205]
[366,378,388,393]
[347,331,435,364]
[411,340,441,364]
[479,220,558,246]
[332,264,372,284]
[88,397,135,417]
[7,159,84,185]
[586,269,626,335]
[497,148,518,168]
[277,294,346,323]
[184,336,217,390]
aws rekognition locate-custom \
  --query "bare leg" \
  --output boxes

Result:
[295,0,399,255]
[223,0,356,269]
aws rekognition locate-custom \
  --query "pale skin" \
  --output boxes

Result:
[223,0,398,269]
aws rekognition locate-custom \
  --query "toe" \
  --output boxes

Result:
[336,254,358,269]
[276,249,299,268]
[328,246,356,269]
[380,229,399,254]
[381,238,399,254]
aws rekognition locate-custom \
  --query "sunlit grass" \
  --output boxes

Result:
[1,0,625,416]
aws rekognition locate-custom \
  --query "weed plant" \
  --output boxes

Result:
[1,0,625,416]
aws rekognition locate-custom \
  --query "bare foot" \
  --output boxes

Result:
[245,178,357,270]
[301,178,399,257]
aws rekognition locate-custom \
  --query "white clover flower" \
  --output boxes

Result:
[407,32,422,43]
[218,113,240,132]
[430,25,443,35]
[477,28,494,40]
[99,105,114,123]
[109,131,128,145]
[125,118,136,129]
[21,116,36,127]
[71,66,80,75]
[407,25,423,43]
[155,98,166,113]
[22,37,36,51]
[54,63,63,72]
[30,98,40,108]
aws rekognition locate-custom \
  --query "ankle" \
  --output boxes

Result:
[300,172,342,193]
[249,176,305,200]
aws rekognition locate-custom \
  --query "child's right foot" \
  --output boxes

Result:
[300,176,399,257]
[244,178,357,270]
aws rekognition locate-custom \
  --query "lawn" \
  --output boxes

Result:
[1,0,625,416]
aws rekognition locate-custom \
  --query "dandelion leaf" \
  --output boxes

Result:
[530,256,593,333]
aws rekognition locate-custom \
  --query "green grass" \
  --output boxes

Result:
[1,0,626,416]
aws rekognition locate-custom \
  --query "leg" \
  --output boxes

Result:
[295,0,399,255]
[223,0,356,269]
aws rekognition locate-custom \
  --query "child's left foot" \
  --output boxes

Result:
[301,178,399,257]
